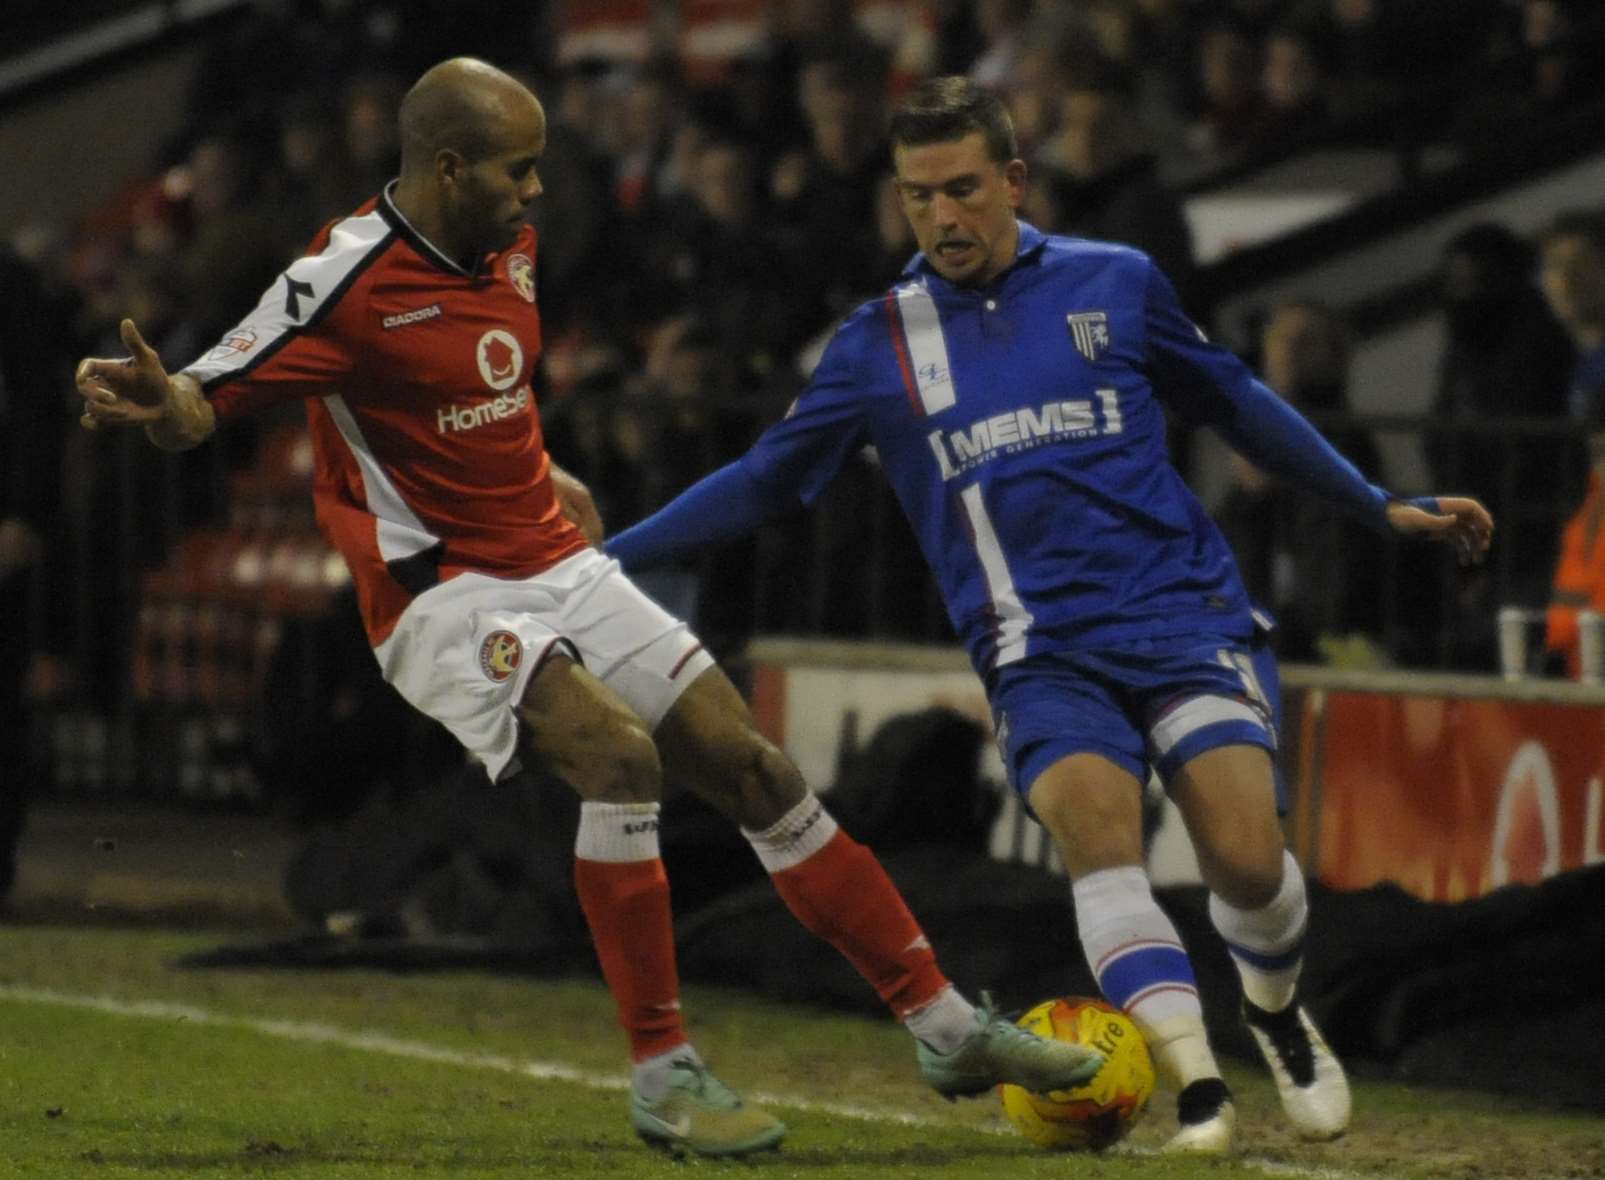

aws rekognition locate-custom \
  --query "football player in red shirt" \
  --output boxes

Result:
[76,57,1102,1157]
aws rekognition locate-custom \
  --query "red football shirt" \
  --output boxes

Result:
[183,184,588,645]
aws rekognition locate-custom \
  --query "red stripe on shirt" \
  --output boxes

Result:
[883,290,922,416]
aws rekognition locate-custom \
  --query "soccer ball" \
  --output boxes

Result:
[998,996,1155,1150]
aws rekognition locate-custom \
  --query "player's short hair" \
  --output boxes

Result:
[890,76,1018,164]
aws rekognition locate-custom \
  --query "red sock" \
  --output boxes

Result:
[574,803,688,1063]
[760,812,949,1018]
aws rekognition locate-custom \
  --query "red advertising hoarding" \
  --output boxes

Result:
[1298,691,1605,902]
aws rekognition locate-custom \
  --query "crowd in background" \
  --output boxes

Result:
[5,0,1605,791]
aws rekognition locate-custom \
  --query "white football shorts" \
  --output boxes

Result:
[373,547,715,781]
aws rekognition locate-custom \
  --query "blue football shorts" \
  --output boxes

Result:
[988,628,1284,812]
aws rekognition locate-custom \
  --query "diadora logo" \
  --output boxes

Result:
[382,304,442,329]
[437,386,532,434]
[927,389,1125,480]
[623,819,660,836]
[476,328,523,391]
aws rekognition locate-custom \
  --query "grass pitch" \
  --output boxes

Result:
[0,925,1601,1179]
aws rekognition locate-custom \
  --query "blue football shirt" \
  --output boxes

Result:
[609,222,1391,677]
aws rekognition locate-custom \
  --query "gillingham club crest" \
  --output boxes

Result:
[478,630,523,683]
[1067,311,1111,362]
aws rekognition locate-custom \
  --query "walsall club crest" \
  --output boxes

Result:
[507,253,535,303]
[478,630,523,683]
[1066,311,1111,362]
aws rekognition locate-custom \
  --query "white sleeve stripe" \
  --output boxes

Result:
[182,210,393,393]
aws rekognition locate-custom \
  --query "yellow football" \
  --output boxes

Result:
[998,996,1155,1150]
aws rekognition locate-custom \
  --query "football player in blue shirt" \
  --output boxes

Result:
[607,76,1493,1153]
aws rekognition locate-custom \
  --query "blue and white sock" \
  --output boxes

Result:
[1208,849,1307,1014]
[1073,864,1220,1087]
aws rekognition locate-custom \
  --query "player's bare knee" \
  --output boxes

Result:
[1203,847,1283,909]
[582,724,663,804]
[711,734,805,830]
[751,740,807,817]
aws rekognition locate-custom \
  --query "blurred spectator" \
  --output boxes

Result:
[1425,222,1575,605]
[791,172,920,376]
[994,33,1066,163]
[1516,0,1597,116]
[1288,0,1447,123]
[181,0,348,147]
[1037,57,1198,312]
[864,173,920,291]
[527,62,618,335]
[0,247,67,903]
[678,0,773,88]
[968,0,1036,91]
[1257,22,1331,146]
[603,62,682,216]
[771,43,892,327]
[851,0,940,98]
[552,0,664,71]
[648,137,813,379]
[177,130,300,348]
[1537,211,1605,422]
[1220,0,1295,39]
[327,71,408,214]
[67,126,295,518]
[1213,299,1385,662]
[614,318,746,515]
[1452,0,1603,152]
[1543,394,1605,679]
[265,96,348,242]
[1185,22,1272,168]
[612,316,756,651]
[1080,0,1194,181]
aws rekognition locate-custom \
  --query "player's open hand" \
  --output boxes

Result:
[77,318,172,430]
[1384,495,1494,565]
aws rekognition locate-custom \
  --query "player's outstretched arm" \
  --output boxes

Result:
[606,460,781,572]
[77,318,215,451]
[1385,495,1494,566]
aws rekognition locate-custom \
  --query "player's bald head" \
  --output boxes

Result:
[399,57,544,173]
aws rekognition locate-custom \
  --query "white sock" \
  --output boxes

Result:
[631,1043,704,1103]
[575,800,662,862]
[1073,865,1220,1088]
[902,984,980,1054]
[742,793,839,873]
[1208,849,1307,1013]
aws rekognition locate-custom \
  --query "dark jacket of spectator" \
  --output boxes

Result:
[1426,224,1576,599]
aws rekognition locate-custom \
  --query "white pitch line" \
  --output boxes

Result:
[0,985,1385,1179]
